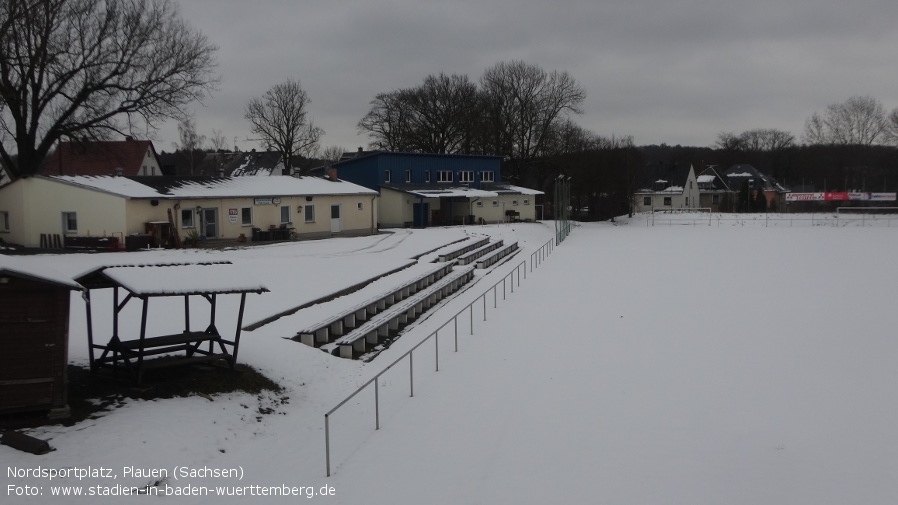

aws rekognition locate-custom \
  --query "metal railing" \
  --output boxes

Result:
[324,238,556,477]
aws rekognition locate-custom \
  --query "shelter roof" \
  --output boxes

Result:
[0,255,82,289]
[75,262,268,296]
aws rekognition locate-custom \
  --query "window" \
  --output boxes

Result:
[384,170,391,183]
[280,205,291,224]
[685,197,689,206]
[305,205,315,223]
[62,212,77,233]
[663,197,672,206]
[712,194,720,204]
[512,200,519,206]
[425,171,431,183]
[476,201,483,207]
[405,170,411,183]
[0,211,9,232]
[438,170,452,183]
[492,200,499,207]
[481,171,494,182]
[643,196,651,206]
[357,202,363,210]
[523,199,530,205]
[459,171,474,183]
[181,209,194,228]
[241,207,253,226]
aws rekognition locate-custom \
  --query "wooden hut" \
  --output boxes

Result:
[75,262,268,385]
[0,257,82,418]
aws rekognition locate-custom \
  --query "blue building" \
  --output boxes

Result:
[334,151,542,228]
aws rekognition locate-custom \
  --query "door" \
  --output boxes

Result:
[202,208,218,238]
[330,204,342,233]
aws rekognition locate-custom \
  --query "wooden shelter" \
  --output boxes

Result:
[0,257,82,417]
[76,262,268,385]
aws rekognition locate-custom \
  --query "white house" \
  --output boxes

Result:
[633,164,700,213]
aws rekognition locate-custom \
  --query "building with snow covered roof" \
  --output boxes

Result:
[696,165,734,212]
[40,137,162,177]
[633,163,700,213]
[333,152,543,227]
[0,174,378,248]
[722,164,789,211]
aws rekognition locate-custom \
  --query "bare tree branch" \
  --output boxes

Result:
[0,0,219,178]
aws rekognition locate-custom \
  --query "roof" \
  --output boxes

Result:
[0,255,82,289]
[47,174,378,199]
[386,183,543,199]
[76,263,268,296]
[636,163,694,193]
[229,151,285,176]
[722,164,789,193]
[696,166,732,192]
[41,138,158,176]
[334,150,503,167]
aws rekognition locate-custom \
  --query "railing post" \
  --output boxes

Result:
[470,304,473,335]
[325,414,331,477]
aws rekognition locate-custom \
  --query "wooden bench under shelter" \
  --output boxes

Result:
[75,262,268,385]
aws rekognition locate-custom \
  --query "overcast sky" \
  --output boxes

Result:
[154,0,898,154]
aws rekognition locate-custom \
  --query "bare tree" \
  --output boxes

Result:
[883,108,898,146]
[802,95,887,145]
[740,129,795,151]
[209,129,228,152]
[0,0,218,178]
[714,132,746,151]
[358,90,416,152]
[480,61,586,161]
[245,79,323,176]
[321,145,345,164]
[176,115,206,174]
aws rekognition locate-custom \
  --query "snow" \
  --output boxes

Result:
[51,175,378,199]
[3,214,898,504]
[0,255,83,289]
[696,175,715,183]
[98,264,269,296]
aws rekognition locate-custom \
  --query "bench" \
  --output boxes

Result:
[436,237,490,262]
[475,241,519,269]
[96,328,234,376]
[296,263,455,347]
[332,266,476,358]
[456,240,504,265]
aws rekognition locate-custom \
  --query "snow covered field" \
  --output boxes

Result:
[3,215,898,504]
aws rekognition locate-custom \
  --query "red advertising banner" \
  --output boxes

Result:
[786,192,897,202]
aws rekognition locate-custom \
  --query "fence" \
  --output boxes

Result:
[324,237,556,477]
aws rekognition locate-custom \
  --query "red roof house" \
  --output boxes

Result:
[41,137,162,176]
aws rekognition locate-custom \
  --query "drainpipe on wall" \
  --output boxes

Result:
[370,195,377,233]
